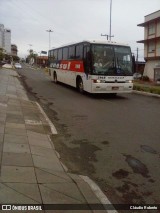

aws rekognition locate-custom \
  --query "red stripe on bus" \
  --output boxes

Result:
[60,60,84,72]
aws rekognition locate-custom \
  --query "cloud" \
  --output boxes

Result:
[0,0,159,58]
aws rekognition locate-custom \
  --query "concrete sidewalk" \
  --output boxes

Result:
[0,68,117,213]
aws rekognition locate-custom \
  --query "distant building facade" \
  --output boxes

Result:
[137,10,160,81]
[0,24,11,54]
[0,25,4,49]
[36,56,48,67]
[135,61,145,74]
[11,44,18,56]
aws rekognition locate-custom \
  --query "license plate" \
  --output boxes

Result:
[112,87,119,90]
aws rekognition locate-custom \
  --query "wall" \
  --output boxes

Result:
[145,10,160,22]
[157,20,160,36]
[4,29,11,54]
[0,24,4,49]
[144,60,160,80]
[0,24,11,54]
[157,40,160,56]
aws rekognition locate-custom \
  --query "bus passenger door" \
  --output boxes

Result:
[83,45,92,92]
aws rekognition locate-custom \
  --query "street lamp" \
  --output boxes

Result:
[101,33,109,40]
[101,0,114,41]
[46,29,53,50]
[109,0,112,40]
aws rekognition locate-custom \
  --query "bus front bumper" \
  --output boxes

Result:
[92,83,133,93]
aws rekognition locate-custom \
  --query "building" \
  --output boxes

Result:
[11,44,18,56]
[0,24,11,54]
[137,10,160,81]
[36,56,48,67]
[0,25,4,49]
[135,61,145,74]
[4,28,11,54]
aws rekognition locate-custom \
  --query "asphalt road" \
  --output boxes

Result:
[18,64,160,207]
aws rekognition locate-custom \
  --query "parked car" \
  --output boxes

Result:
[133,72,142,79]
[156,78,160,85]
[14,63,22,69]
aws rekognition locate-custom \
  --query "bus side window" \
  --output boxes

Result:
[57,48,62,61]
[69,45,76,59]
[63,47,68,60]
[50,50,55,63]
[76,44,83,59]
[53,50,58,61]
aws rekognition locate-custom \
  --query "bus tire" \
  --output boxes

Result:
[54,72,58,83]
[77,78,84,93]
[110,93,117,97]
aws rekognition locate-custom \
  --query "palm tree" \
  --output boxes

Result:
[26,49,38,65]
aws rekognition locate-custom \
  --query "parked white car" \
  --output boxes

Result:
[133,72,142,79]
[14,63,22,69]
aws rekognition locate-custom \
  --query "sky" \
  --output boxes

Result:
[0,0,159,60]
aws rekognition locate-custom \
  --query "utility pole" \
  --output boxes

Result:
[46,29,53,50]
[136,47,139,72]
[101,34,109,40]
[101,0,114,41]
[109,0,112,40]
[136,47,139,62]
[109,0,114,40]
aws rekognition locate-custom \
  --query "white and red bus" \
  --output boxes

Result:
[48,40,133,94]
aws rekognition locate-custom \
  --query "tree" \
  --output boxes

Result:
[26,49,37,64]
[12,55,20,61]
[4,54,11,61]
[0,48,5,61]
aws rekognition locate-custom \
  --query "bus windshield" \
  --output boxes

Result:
[91,44,132,76]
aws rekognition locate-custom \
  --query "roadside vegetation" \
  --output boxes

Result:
[133,76,160,95]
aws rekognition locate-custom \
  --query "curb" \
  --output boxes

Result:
[80,175,118,213]
[133,90,160,98]
[35,100,115,212]
[35,102,58,134]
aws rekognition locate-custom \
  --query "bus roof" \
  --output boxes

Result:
[83,39,129,46]
[50,39,130,51]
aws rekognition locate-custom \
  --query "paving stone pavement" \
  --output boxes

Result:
[0,68,116,213]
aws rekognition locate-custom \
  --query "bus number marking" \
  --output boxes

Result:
[75,64,80,69]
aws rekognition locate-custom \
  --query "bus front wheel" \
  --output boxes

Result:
[77,78,84,93]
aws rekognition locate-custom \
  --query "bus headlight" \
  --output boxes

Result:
[93,79,101,83]
[96,79,101,83]
[126,80,132,83]
[93,79,105,83]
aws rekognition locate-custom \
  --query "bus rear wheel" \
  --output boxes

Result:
[77,78,84,93]
[54,72,58,83]
[110,93,117,97]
